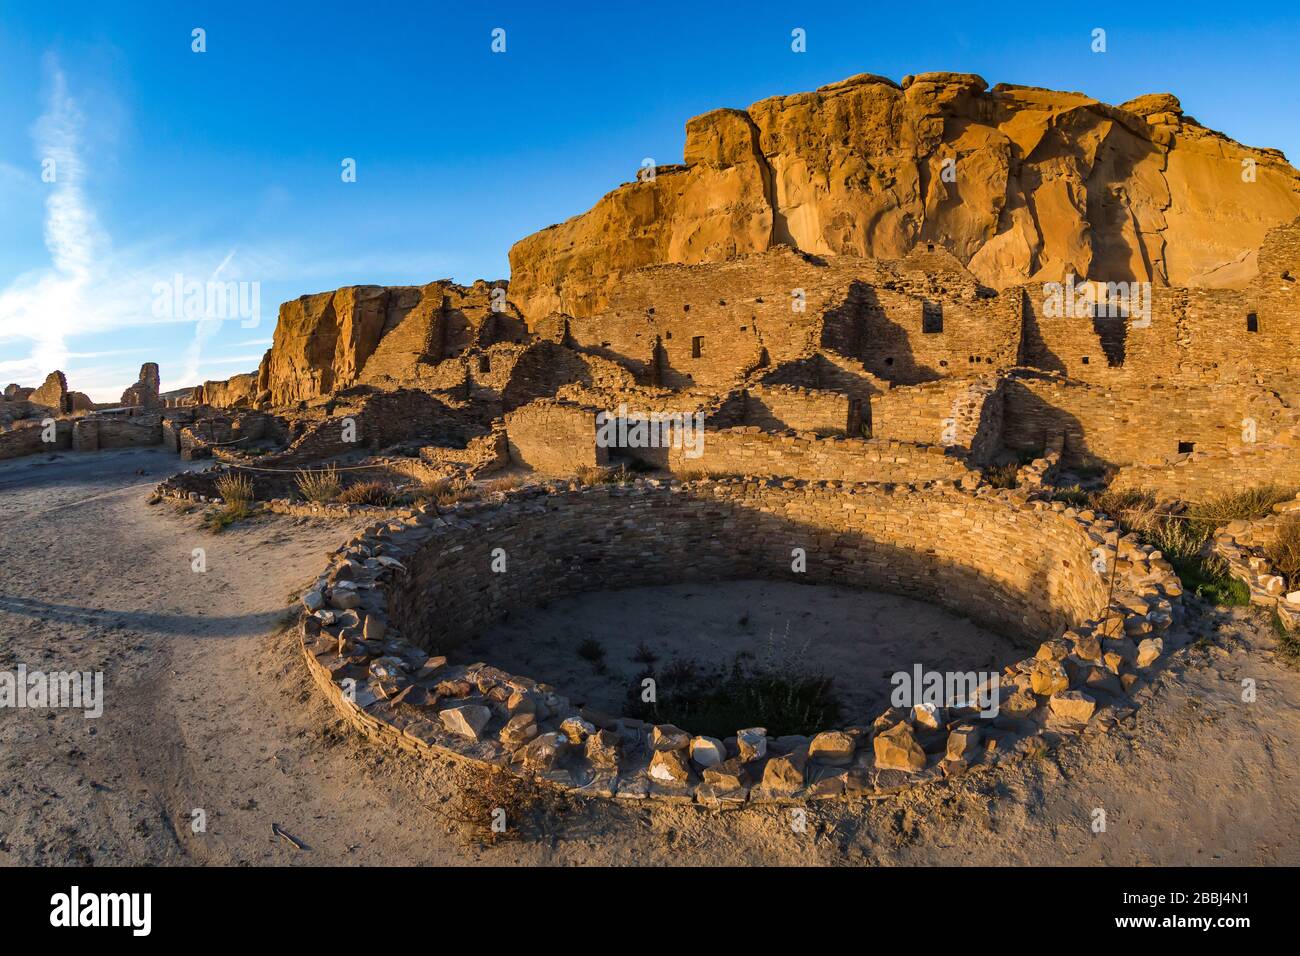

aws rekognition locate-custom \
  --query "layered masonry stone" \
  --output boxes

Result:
[297,477,1181,803]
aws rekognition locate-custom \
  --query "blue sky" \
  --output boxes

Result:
[2,1,1298,400]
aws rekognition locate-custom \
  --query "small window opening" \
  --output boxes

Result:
[1178,441,1195,454]
[922,301,943,333]
[1247,312,1259,332]
[691,336,703,359]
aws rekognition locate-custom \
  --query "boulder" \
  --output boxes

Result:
[1049,691,1097,724]
[648,748,691,784]
[760,750,808,792]
[439,704,492,740]
[650,724,690,751]
[688,736,727,768]
[807,731,855,766]
[873,723,927,772]
[1136,637,1163,668]
[736,727,768,762]
[500,713,538,747]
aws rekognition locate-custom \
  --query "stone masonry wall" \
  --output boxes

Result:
[1002,374,1295,466]
[298,477,1179,804]
[741,385,860,435]
[662,428,972,484]
[504,400,607,475]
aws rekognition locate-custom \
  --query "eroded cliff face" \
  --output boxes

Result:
[507,71,1300,319]
[258,280,522,406]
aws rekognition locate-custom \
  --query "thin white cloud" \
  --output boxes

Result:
[0,56,458,402]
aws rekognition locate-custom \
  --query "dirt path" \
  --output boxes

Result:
[0,448,1297,866]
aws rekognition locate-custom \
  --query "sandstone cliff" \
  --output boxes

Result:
[507,72,1300,319]
[253,279,523,406]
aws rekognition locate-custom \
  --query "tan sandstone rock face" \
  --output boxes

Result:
[260,279,523,407]
[508,71,1300,320]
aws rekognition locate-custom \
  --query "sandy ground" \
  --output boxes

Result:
[457,581,1021,724]
[0,447,1297,866]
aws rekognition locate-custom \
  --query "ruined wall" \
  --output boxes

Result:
[740,385,859,435]
[866,375,1003,465]
[71,415,163,452]
[390,482,1113,655]
[662,428,971,484]
[1002,374,1295,466]
[503,400,607,475]
[261,281,525,406]
[27,371,69,413]
[0,419,71,459]
[1111,431,1300,500]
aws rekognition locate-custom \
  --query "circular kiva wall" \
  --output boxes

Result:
[299,478,1180,803]
[391,485,1109,653]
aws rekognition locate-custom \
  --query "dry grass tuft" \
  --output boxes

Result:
[295,465,341,503]
[214,472,254,507]
[337,480,398,506]
[1265,518,1300,589]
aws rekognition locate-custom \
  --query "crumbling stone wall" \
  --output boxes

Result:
[740,385,860,435]
[662,428,972,484]
[0,419,71,459]
[504,400,607,475]
[387,482,1114,654]
[27,371,69,414]
[1111,428,1300,499]
[69,414,164,452]
[1002,373,1295,466]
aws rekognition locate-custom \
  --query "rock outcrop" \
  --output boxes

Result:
[260,280,524,406]
[507,71,1300,319]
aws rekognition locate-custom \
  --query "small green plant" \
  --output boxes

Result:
[576,638,605,663]
[296,465,341,503]
[631,641,658,665]
[205,501,252,533]
[1271,609,1300,666]
[1050,484,1092,507]
[628,626,839,738]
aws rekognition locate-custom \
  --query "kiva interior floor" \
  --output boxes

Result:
[451,580,1025,727]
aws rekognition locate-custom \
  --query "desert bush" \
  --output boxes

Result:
[483,474,525,494]
[1265,518,1300,589]
[574,463,631,486]
[416,476,479,507]
[1191,485,1297,529]
[296,465,341,503]
[436,764,566,848]
[205,501,252,533]
[627,627,839,738]
[214,471,253,507]
[983,462,1019,489]
[337,480,398,506]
